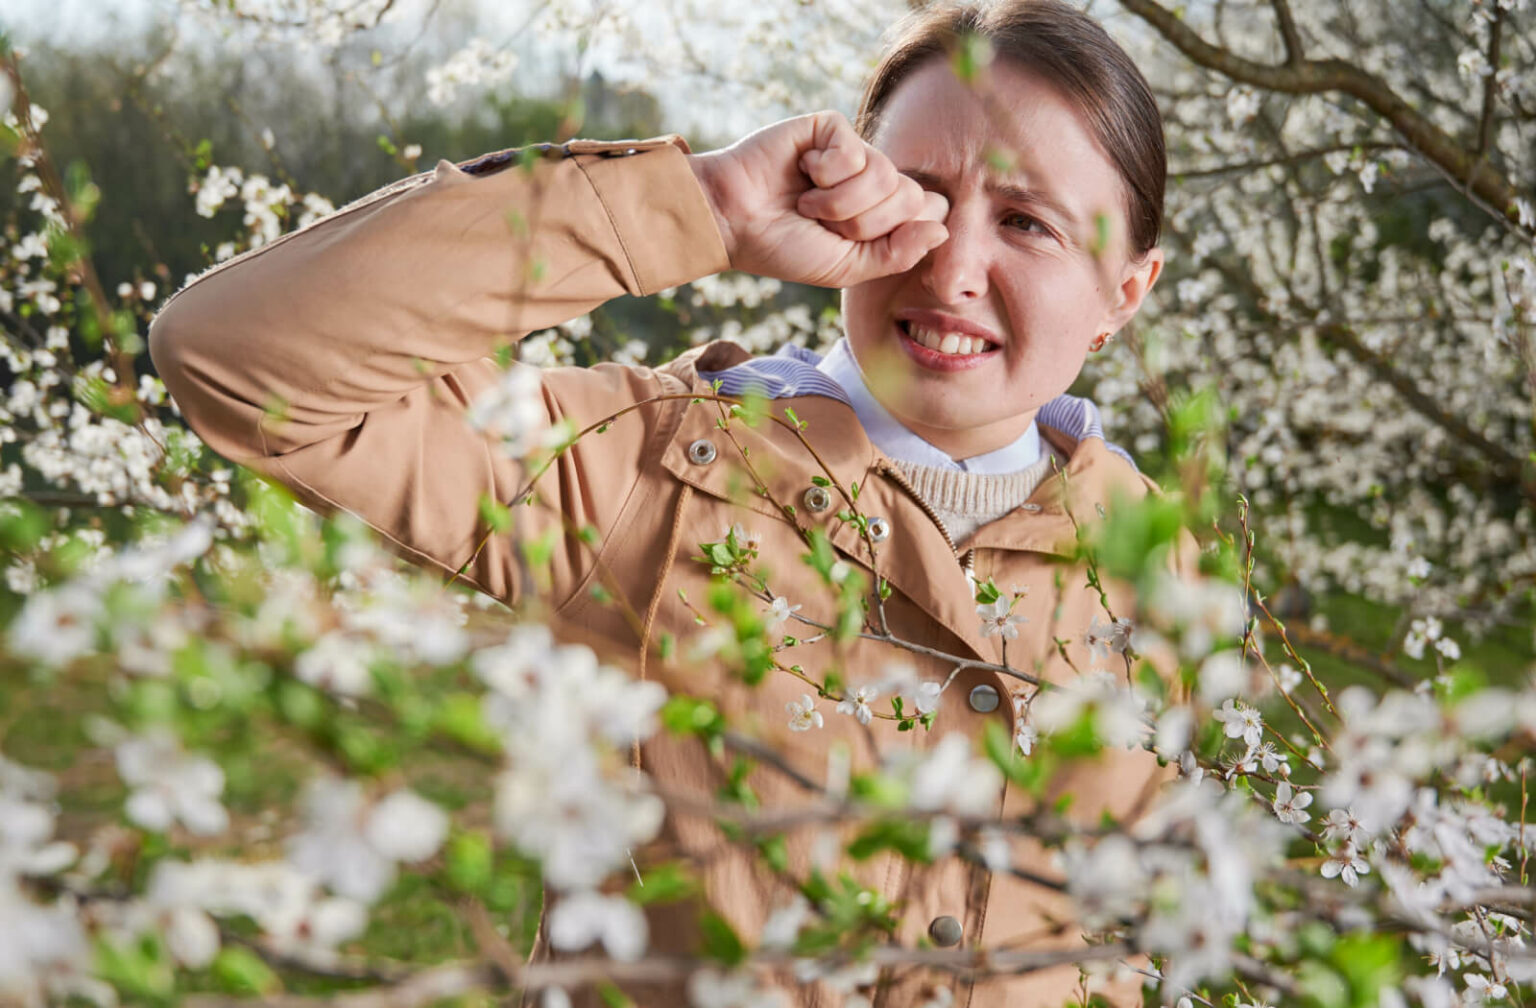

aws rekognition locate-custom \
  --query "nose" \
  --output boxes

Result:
[919,213,989,304]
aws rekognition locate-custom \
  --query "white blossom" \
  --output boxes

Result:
[786,693,823,732]
[836,683,879,726]
[977,597,1025,639]
[1271,782,1313,825]
[1214,698,1264,748]
[115,733,229,836]
[547,890,647,961]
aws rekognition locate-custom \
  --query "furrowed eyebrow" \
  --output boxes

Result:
[899,168,1079,228]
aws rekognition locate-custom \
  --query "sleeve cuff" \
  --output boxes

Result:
[572,137,731,296]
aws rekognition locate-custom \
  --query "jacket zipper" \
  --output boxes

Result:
[876,460,976,579]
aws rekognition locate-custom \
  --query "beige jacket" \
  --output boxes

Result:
[150,137,1169,1008]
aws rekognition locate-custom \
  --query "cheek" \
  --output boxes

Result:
[841,278,899,343]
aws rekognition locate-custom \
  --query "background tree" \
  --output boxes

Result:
[0,2,1532,1006]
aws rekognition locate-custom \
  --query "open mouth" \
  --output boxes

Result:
[897,321,1001,359]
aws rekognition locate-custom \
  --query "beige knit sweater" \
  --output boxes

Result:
[892,444,1065,546]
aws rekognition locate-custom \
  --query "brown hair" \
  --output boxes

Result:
[856,0,1165,257]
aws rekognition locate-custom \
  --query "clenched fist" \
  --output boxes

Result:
[687,111,950,289]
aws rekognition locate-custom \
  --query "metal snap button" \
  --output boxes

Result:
[867,516,891,542]
[687,439,717,465]
[802,486,832,512]
[928,915,963,947]
[968,684,1000,713]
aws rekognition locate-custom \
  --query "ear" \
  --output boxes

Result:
[1099,246,1163,336]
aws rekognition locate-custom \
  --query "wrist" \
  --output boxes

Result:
[686,152,738,268]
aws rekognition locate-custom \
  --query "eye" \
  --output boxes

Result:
[1003,211,1050,237]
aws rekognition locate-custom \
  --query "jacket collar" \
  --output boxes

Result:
[656,344,1153,664]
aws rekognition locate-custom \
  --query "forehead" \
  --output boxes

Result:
[871,59,1124,220]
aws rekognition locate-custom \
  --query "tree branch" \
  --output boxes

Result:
[1318,322,1536,502]
[1171,141,1402,180]
[1476,4,1505,155]
[1114,0,1522,221]
[1270,0,1304,65]
[180,943,1136,1008]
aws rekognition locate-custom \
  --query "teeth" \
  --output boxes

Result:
[907,323,990,356]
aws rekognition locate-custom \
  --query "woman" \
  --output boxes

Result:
[150,1,1169,1004]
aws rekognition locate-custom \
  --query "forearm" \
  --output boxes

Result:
[148,137,727,463]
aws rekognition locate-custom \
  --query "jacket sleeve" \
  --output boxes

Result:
[148,137,729,604]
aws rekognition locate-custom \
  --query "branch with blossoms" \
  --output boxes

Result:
[7,338,1534,1007]
[3,5,1536,1008]
[1114,0,1529,230]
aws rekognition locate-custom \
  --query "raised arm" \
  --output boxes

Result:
[148,117,946,605]
[150,137,725,465]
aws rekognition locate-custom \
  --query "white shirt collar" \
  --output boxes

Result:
[815,339,1041,475]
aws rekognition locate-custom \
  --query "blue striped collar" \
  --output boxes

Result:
[697,341,1135,470]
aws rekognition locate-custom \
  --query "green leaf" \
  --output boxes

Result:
[848,771,906,809]
[983,719,1052,793]
[847,818,931,862]
[94,934,174,1002]
[445,830,494,893]
[698,910,747,966]
[951,30,994,83]
[810,475,831,487]
[759,833,789,874]
[0,499,48,550]
[1331,933,1402,1007]
[478,494,512,534]
[973,578,1001,605]
[627,861,700,905]
[801,528,837,582]
[1296,962,1350,1008]
[661,696,723,737]
[597,983,634,1008]
[212,945,281,995]
[435,692,500,751]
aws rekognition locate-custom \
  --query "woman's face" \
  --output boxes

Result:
[841,58,1162,459]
